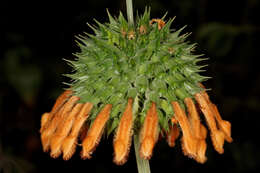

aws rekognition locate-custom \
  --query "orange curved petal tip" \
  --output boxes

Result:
[62,136,77,160]
[50,135,63,158]
[211,130,225,154]
[181,136,198,159]
[211,104,233,143]
[81,136,96,159]
[113,140,128,165]
[195,140,207,164]
[140,136,155,159]
[41,131,51,152]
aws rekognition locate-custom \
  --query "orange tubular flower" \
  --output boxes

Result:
[113,98,134,165]
[139,102,159,159]
[81,104,112,159]
[41,96,80,152]
[50,103,83,158]
[62,102,93,160]
[195,92,225,154]
[171,101,197,158]
[184,97,208,163]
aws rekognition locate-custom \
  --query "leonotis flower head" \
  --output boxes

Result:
[40,8,232,165]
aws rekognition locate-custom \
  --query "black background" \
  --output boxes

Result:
[1,0,260,172]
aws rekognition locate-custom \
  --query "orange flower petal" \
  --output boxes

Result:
[50,104,83,158]
[211,130,225,154]
[140,102,159,159]
[200,124,207,140]
[51,90,73,114]
[184,98,201,139]
[41,106,65,152]
[79,124,89,142]
[194,93,224,154]
[150,19,166,30]
[184,97,209,163]
[62,102,93,160]
[62,136,77,161]
[211,104,233,143]
[41,96,80,152]
[113,98,133,165]
[81,104,112,159]
[171,101,197,158]
[70,103,93,137]
[195,139,207,164]
[40,113,49,132]
[167,123,180,148]
[40,90,72,133]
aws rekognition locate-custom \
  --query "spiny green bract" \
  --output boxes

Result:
[66,8,208,135]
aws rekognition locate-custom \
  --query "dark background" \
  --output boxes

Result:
[1,0,260,172]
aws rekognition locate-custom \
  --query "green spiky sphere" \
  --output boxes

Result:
[66,9,208,135]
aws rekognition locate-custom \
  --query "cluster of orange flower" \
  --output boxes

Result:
[169,86,233,163]
[40,83,232,165]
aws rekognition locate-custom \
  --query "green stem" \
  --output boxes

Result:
[126,0,134,25]
[133,95,151,173]
[134,135,151,173]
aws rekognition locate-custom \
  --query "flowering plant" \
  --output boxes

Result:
[40,1,232,172]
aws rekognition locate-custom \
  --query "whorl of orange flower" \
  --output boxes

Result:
[171,101,197,158]
[40,84,232,164]
[50,104,83,158]
[41,96,80,152]
[62,102,93,160]
[195,93,225,154]
[167,121,180,148]
[113,98,134,165]
[81,104,112,159]
[150,19,166,30]
[140,102,159,159]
